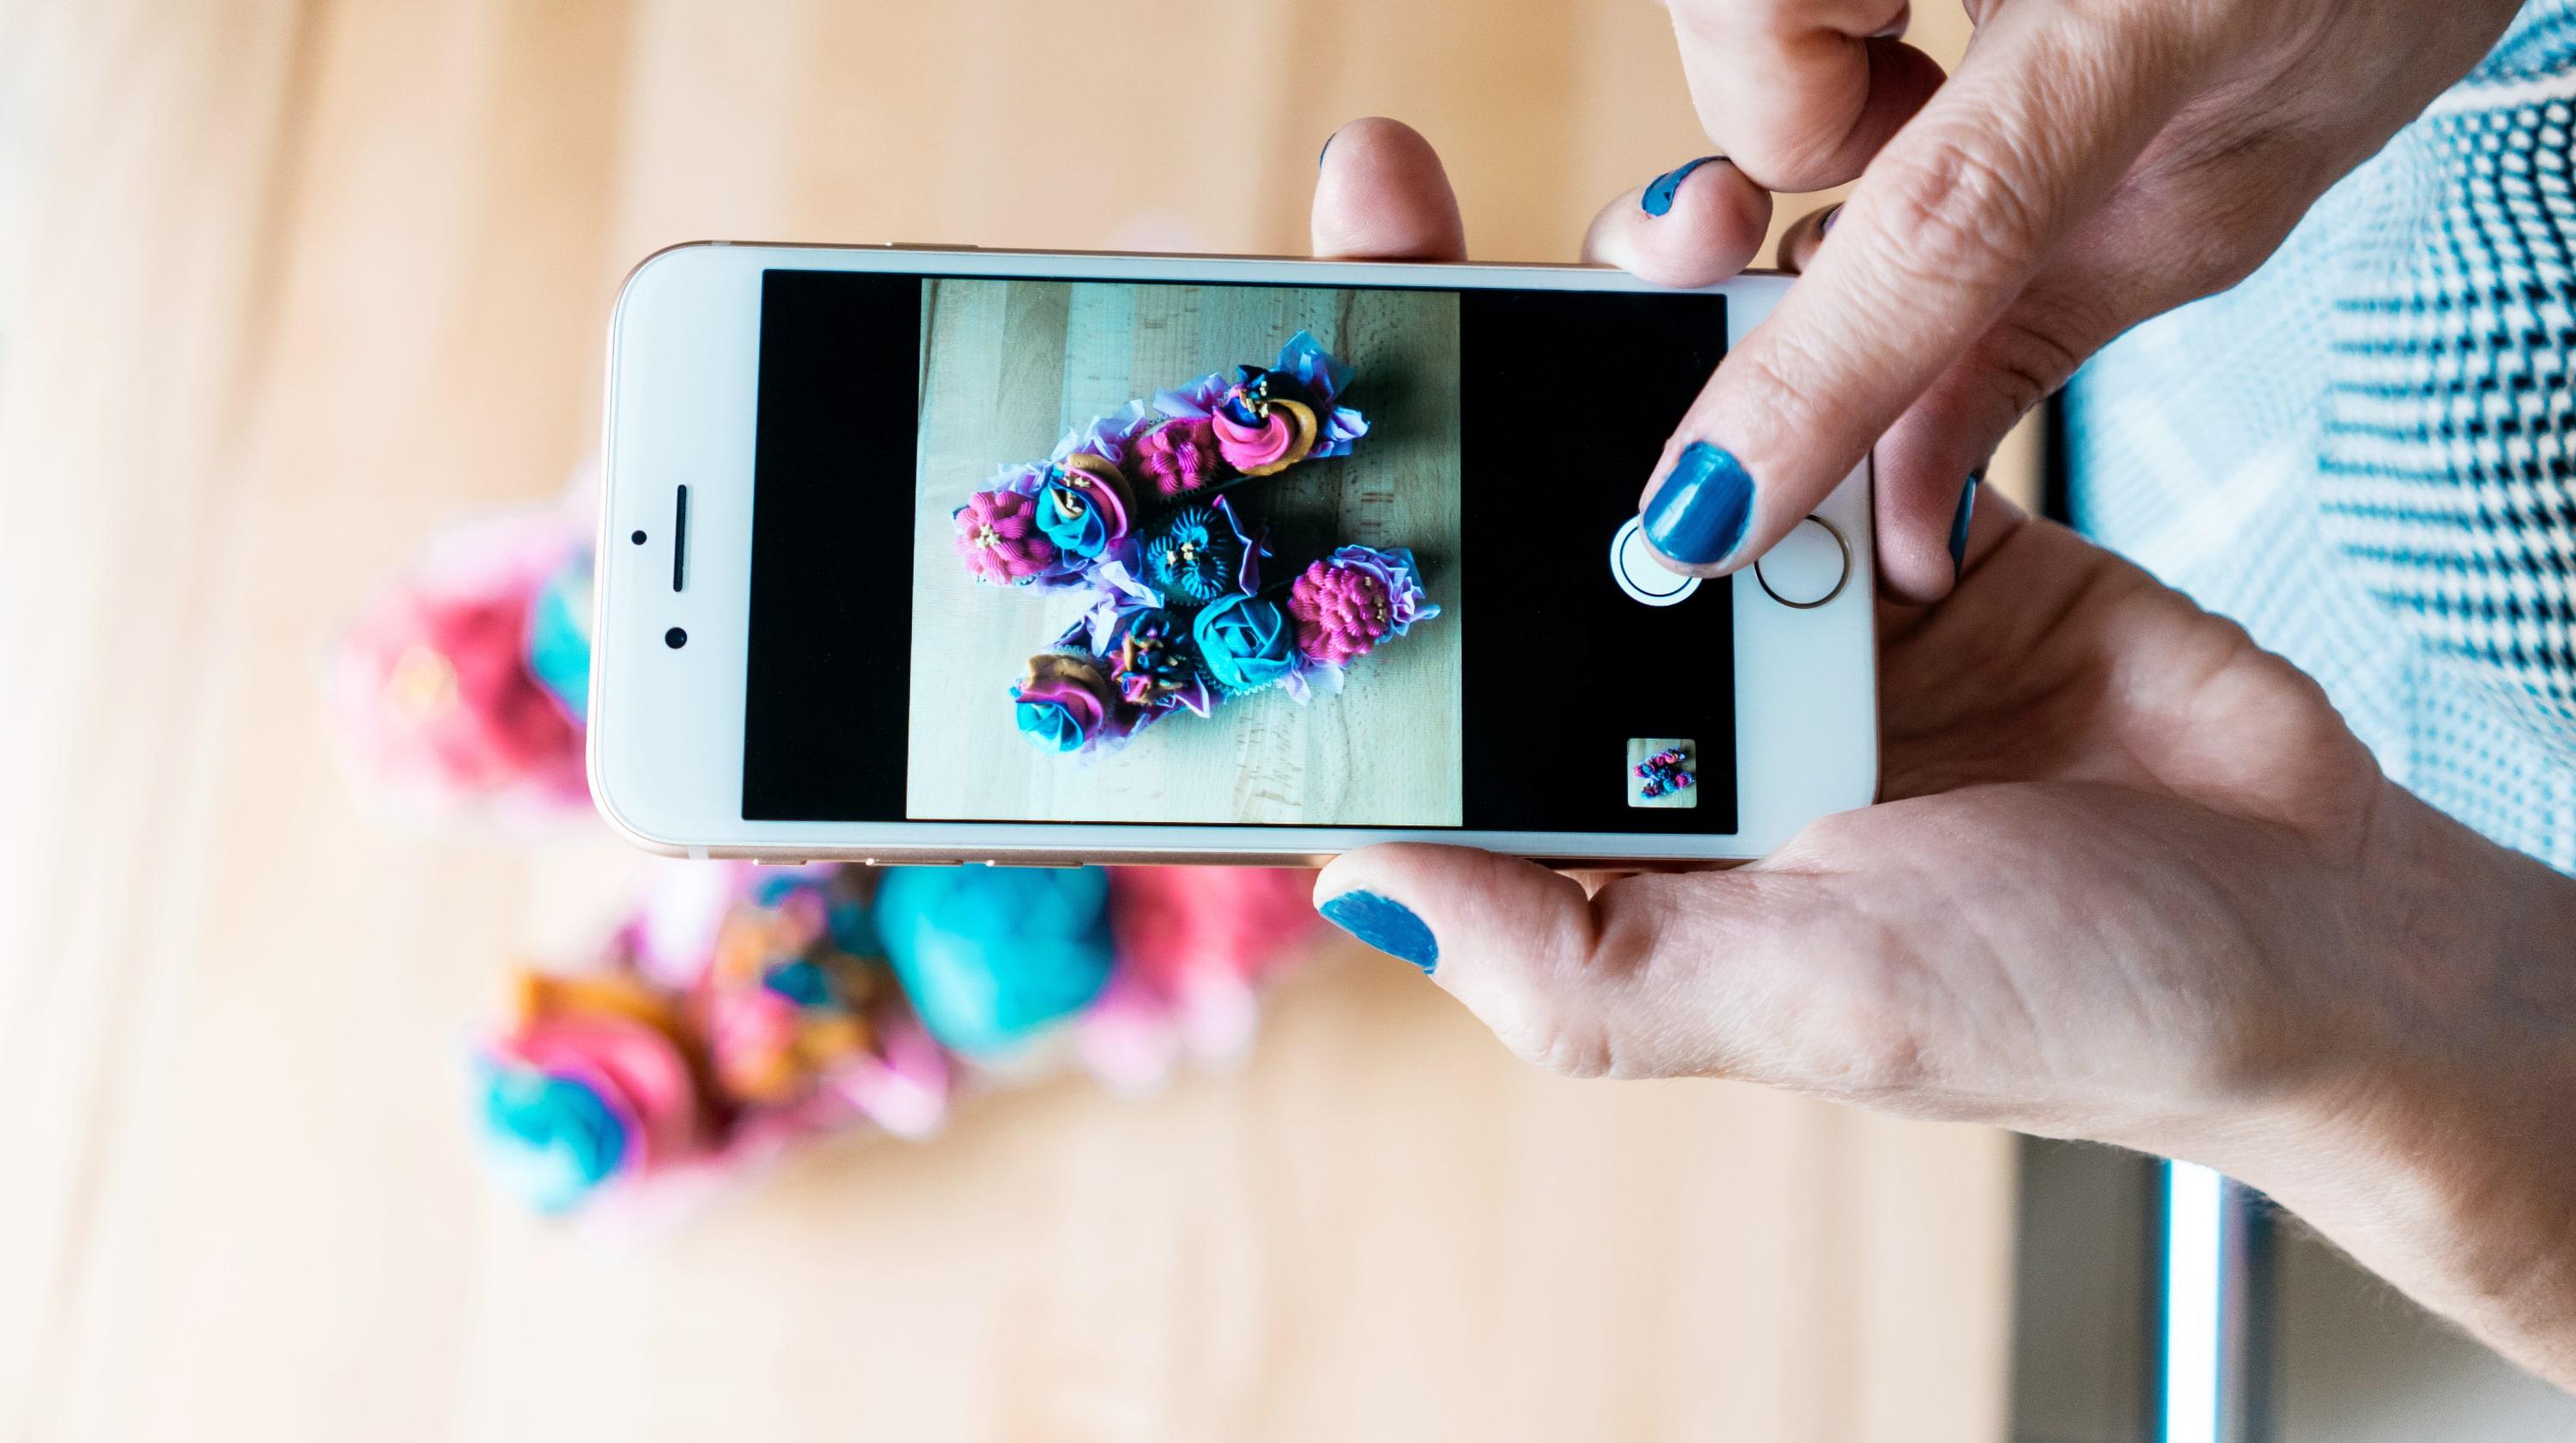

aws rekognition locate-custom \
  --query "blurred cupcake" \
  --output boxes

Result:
[476,1006,702,1215]
[701,888,881,1106]
[330,514,588,816]
[872,864,1117,1056]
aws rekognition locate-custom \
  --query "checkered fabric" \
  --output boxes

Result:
[2064,0,2576,873]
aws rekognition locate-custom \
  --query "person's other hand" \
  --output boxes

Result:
[1309,118,2576,1386]
[1605,0,2524,600]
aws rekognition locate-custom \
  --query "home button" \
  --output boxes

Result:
[1754,516,1850,609]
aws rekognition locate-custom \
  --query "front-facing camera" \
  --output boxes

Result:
[665,627,688,649]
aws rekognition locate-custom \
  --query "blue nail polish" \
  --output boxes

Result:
[1640,442,1756,565]
[1820,204,1843,236]
[1317,891,1438,973]
[1320,130,1337,167]
[1642,156,1723,217]
[1948,473,1980,577]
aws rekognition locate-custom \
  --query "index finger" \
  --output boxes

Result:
[1636,3,2189,579]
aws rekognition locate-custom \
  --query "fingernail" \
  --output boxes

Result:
[1642,155,1723,217]
[1948,473,1980,577]
[1819,204,1843,236]
[1317,890,1438,973]
[1640,442,1756,566]
[1320,126,1340,168]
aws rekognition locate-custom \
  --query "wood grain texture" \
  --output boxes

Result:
[0,2,2022,1440]
[908,280,1463,825]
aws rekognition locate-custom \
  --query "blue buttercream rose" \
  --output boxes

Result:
[1015,694,1091,752]
[1035,478,1113,558]
[872,865,1116,1056]
[1191,594,1298,694]
[1030,457,1133,561]
[1010,654,1115,754]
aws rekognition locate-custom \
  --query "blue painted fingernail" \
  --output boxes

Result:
[1820,204,1844,236]
[1640,442,1756,565]
[1948,473,1980,577]
[1320,126,1341,168]
[1642,156,1723,217]
[1317,891,1438,973]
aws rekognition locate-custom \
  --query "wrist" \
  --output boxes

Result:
[2226,786,2576,1383]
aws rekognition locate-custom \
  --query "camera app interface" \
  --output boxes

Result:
[742,269,1738,837]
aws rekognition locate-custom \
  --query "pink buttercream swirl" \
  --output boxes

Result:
[1211,409,1297,472]
[953,489,1060,584]
[1133,417,1217,496]
[1286,562,1395,666]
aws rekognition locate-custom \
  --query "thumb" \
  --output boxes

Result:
[1633,2,2190,581]
[1310,117,1467,262]
[1310,843,1836,1082]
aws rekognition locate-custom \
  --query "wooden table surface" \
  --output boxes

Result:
[0,3,2021,1440]
[910,279,1466,826]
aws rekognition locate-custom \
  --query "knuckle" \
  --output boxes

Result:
[1720,331,1845,463]
[1784,910,1941,1099]
[1821,997,1935,1099]
[1860,136,2054,289]
[1731,124,1865,196]
[1483,987,1618,1079]
[1526,1009,1624,1081]
[1488,911,1663,1081]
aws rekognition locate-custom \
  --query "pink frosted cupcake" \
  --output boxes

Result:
[1286,545,1437,667]
[953,489,1060,584]
[1211,368,1317,477]
[1133,417,1218,496]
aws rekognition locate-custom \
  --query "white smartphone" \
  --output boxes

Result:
[592,243,1875,868]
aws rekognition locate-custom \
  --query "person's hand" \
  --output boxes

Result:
[1609,0,2525,600]
[1309,119,2576,1385]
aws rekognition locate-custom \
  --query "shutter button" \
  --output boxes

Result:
[1609,515,1702,607]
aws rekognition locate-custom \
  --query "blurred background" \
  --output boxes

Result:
[1,2,2567,1440]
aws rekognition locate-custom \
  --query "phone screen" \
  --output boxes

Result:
[739,267,1738,836]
